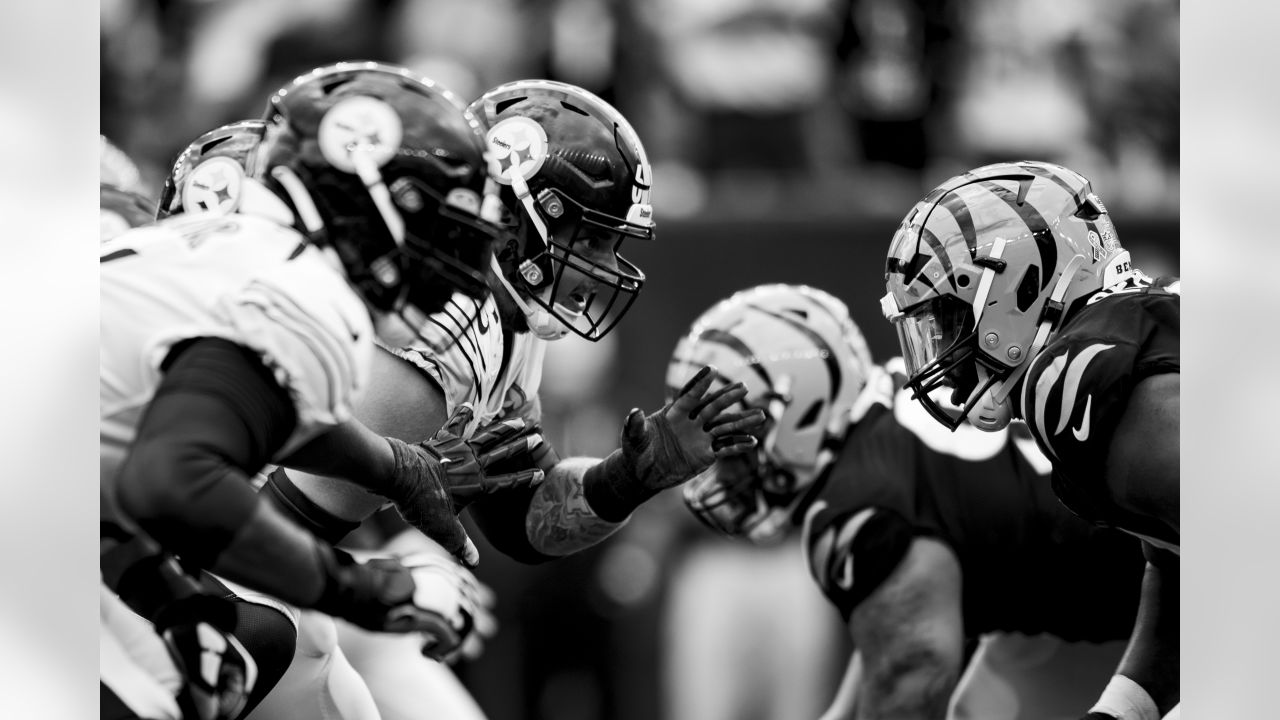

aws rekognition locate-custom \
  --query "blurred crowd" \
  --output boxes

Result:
[101,2,1180,720]
[103,0,1178,222]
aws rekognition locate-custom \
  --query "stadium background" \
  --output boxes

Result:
[101,1,1179,719]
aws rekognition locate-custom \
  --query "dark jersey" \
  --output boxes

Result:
[802,376,1144,643]
[1018,275,1180,549]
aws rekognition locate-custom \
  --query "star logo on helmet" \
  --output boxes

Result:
[182,156,245,215]
[486,116,547,185]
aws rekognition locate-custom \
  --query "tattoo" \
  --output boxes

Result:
[526,459,626,556]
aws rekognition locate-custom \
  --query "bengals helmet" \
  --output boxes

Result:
[256,61,506,318]
[881,161,1132,432]
[467,80,654,341]
[668,284,873,544]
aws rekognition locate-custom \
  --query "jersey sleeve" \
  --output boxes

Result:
[1019,289,1179,529]
[213,253,374,458]
[804,504,915,621]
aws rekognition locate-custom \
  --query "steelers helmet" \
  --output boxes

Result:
[257,61,506,317]
[467,80,654,341]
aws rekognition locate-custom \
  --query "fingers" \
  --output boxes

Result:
[670,365,716,413]
[476,432,544,467]
[469,416,528,449]
[690,382,749,423]
[712,434,758,457]
[480,468,545,493]
[705,408,767,436]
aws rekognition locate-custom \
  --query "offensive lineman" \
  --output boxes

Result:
[101,62,513,720]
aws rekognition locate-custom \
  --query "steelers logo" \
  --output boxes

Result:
[181,156,246,215]
[486,116,548,185]
[318,96,403,173]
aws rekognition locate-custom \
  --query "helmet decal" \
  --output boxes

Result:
[180,156,246,215]
[317,96,403,173]
[485,116,548,185]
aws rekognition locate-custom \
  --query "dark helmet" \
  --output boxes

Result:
[156,120,266,219]
[467,80,655,341]
[257,61,506,318]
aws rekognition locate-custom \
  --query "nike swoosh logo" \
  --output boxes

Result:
[1072,395,1092,441]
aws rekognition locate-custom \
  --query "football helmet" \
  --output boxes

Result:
[881,161,1132,432]
[467,80,654,341]
[257,61,506,319]
[668,284,873,544]
[156,119,266,219]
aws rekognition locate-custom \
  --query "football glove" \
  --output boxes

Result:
[585,365,767,521]
[312,547,482,661]
[153,589,258,720]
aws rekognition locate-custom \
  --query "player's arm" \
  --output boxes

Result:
[840,536,964,720]
[1084,542,1179,720]
[468,366,765,561]
[112,337,481,643]
[1105,372,1179,540]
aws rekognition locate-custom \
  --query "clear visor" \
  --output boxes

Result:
[892,297,972,378]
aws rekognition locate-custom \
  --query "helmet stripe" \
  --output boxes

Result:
[695,328,775,392]
[746,304,842,402]
[976,180,1056,289]
[939,192,979,255]
[1021,163,1090,208]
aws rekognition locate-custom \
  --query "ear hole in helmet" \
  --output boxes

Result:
[795,399,825,430]
[956,274,971,288]
[1016,265,1041,312]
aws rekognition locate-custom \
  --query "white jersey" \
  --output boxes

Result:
[385,292,547,438]
[101,213,374,520]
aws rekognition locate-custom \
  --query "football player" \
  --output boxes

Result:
[101,62,515,720]
[669,284,1148,720]
[252,80,767,720]
[881,161,1179,720]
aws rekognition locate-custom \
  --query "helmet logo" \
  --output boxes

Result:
[181,156,245,215]
[318,96,403,173]
[486,117,548,186]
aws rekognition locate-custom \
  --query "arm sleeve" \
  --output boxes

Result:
[113,337,333,605]
[806,505,917,621]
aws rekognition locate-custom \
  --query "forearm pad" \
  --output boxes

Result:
[101,530,204,624]
[582,449,654,523]
[261,467,363,545]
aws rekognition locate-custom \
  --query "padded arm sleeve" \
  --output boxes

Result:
[806,506,917,621]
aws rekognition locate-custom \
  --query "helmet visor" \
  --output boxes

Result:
[892,296,973,379]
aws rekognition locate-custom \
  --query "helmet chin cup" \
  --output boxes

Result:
[964,367,1013,432]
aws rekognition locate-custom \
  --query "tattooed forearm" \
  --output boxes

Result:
[526,458,626,556]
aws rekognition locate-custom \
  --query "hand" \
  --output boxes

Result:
[153,594,258,720]
[384,404,546,567]
[621,365,766,493]
[385,552,489,662]
[425,404,549,510]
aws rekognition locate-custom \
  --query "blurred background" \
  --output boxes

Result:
[101,1,1179,719]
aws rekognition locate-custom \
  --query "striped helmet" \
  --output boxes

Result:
[667,284,872,544]
[881,161,1131,432]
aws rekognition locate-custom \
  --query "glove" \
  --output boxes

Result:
[312,547,482,662]
[154,592,258,720]
[384,404,546,567]
[623,364,765,490]
[584,365,767,521]
[421,404,549,510]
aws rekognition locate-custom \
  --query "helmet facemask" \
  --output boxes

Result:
[473,82,655,341]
